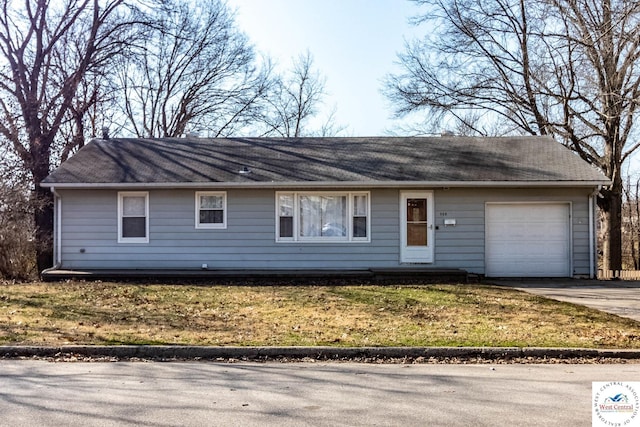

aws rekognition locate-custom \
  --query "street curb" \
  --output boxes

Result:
[2,346,640,361]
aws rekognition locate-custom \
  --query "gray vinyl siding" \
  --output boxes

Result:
[57,187,594,275]
[432,188,592,275]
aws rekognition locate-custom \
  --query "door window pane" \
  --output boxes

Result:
[407,224,428,246]
[407,199,427,222]
[406,198,428,246]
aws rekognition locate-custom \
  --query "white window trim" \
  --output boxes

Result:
[117,191,149,244]
[275,191,371,243]
[195,191,227,229]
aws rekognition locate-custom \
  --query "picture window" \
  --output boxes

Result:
[276,192,370,242]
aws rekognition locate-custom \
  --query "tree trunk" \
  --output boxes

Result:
[34,186,53,274]
[32,155,54,274]
[600,175,623,271]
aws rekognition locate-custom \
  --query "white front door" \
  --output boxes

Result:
[400,191,434,263]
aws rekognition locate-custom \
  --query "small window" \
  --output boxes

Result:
[352,194,368,239]
[276,191,370,242]
[118,192,149,243]
[196,191,227,229]
[278,193,294,239]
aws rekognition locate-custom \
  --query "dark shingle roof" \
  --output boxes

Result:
[42,136,609,187]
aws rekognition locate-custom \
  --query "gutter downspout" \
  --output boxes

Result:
[589,186,601,279]
[41,187,62,274]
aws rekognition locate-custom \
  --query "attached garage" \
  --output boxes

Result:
[485,203,571,277]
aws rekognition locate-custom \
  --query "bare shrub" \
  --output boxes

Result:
[0,166,37,281]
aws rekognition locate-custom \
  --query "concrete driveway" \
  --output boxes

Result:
[491,279,640,322]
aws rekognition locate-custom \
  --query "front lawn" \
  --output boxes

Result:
[1,281,638,348]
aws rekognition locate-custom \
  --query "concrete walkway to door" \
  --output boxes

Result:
[490,279,640,322]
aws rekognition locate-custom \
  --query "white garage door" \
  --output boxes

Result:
[485,203,571,277]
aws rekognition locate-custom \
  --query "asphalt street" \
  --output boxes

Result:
[1,360,639,426]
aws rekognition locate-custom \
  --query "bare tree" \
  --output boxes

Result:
[0,147,36,280]
[261,52,333,137]
[116,0,271,138]
[55,69,121,163]
[622,175,640,269]
[385,0,640,270]
[0,0,138,272]
[315,105,348,137]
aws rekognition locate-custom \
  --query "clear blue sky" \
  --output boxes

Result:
[227,1,639,173]
[227,0,424,136]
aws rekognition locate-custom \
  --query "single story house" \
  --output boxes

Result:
[41,136,609,278]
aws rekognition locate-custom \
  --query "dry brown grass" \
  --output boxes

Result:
[1,280,639,348]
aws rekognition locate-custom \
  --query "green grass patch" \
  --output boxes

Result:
[0,281,638,348]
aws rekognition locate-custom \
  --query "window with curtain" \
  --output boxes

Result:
[276,192,370,242]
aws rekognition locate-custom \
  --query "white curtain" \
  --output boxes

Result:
[299,195,347,237]
[200,195,223,209]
